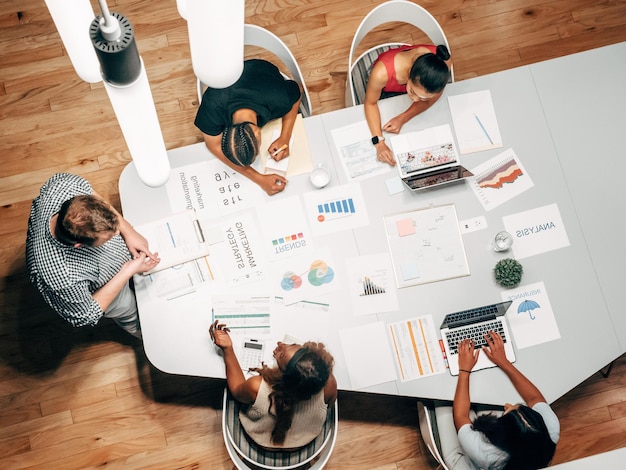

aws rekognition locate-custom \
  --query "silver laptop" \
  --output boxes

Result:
[391,124,473,191]
[440,301,516,375]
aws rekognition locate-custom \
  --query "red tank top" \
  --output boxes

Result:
[375,44,437,93]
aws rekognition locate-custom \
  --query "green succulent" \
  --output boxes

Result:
[494,258,523,288]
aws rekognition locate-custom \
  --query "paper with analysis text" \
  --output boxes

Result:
[502,203,570,259]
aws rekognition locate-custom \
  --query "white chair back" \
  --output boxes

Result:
[417,400,450,470]
[222,389,338,470]
[198,24,312,117]
[347,0,453,106]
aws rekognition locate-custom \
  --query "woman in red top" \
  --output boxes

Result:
[364,44,451,166]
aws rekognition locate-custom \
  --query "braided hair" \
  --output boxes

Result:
[221,121,259,166]
[409,44,451,94]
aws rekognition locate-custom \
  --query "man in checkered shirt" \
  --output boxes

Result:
[26,173,160,337]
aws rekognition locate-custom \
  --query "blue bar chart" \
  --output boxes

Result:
[317,198,355,221]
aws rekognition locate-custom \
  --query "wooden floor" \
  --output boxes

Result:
[1,0,626,468]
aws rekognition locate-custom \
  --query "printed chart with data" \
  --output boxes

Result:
[272,249,339,305]
[469,148,534,211]
[302,183,370,236]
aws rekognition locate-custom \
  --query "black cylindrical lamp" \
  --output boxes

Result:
[89,12,141,86]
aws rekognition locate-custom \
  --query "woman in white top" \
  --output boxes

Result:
[451,331,560,469]
[210,321,337,449]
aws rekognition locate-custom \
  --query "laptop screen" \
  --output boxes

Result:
[397,142,457,175]
[390,124,460,179]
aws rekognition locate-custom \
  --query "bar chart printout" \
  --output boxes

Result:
[360,276,386,296]
[317,197,355,222]
[303,183,370,236]
[346,253,399,316]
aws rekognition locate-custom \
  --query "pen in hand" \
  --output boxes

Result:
[272,144,288,158]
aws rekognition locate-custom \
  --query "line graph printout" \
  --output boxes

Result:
[384,204,470,288]
[345,253,399,316]
[469,148,534,211]
[388,315,446,381]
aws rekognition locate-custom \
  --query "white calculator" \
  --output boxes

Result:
[239,338,264,371]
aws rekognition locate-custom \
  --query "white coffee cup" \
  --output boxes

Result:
[310,164,331,189]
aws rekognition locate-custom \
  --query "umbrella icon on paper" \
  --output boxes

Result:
[517,300,540,320]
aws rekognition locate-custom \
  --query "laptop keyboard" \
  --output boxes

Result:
[445,304,499,325]
[446,320,507,355]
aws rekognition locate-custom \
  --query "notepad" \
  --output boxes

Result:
[135,209,210,274]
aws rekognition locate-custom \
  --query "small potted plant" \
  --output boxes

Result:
[494,258,523,288]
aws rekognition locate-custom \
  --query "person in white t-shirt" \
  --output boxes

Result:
[445,331,560,470]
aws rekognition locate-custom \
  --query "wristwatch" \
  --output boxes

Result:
[371,135,385,145]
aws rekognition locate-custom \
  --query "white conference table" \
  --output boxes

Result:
[119,42,625,405]
[530,42,626,352]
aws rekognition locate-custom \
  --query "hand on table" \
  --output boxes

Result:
[382,116,406,134]
[124,252,160,275]
[122,226,159,262]
[374,141,396,166]
[457,338,480,373]
[209,320,233,350]
[258,173,287,195]
[482,331,511,368]
[268,139,290,161]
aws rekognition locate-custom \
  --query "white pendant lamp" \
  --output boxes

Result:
[185,0,245,88]
[43,0,101,83]
[43,0,171,187]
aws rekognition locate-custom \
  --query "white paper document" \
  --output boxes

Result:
[138,257,215,301]
[500,281,561,349]
[259,114,313,177]
[203,212,268,285]
[331,120,392,181]
[270,247,339,306]
[388,316,446,381]
[339,321,397,389]
[502,203,570,260]
[302,183,370,236]
[166,160,264,220]
[211,294,271,337]
[263,130,293,177]
[135,210,210,274]
[469,148,534,211]
[384,204,470,288]
[345,253,399,316]
[448,89,503,154]
[257,195,313,261]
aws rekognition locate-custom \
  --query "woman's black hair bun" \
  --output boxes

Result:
[436,44,451,61]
